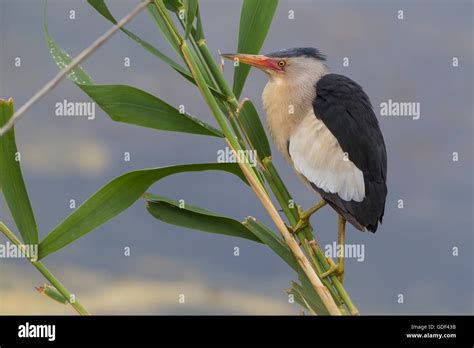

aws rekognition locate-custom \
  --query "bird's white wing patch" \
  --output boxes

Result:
[289,112,365,202]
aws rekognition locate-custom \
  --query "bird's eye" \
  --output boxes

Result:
[278,60,286,68]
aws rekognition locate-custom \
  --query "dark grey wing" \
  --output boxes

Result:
[312,73,387,232]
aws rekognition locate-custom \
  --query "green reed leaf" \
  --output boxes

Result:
[39,163,248,259]
[80,84,223,136]
[87,1,191,83]
[146,194,261,243]
[238,99,271,159]
[0,99,39,245]
[243,217,296,270]
[233,0,278,98]
[44,9,222,137]
[147,1,183,57]
[184,0,198,39]
[244,217,330,315]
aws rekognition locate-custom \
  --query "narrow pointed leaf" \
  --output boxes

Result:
[146,194,261,243]
[80,84,223,136]
[86,0,114,22]
[86,0,225,100]
[44,11,222,137]
[163,0,182,12]
[233,0,278,98]
[287,282,307,308]
[244,217,330,315]
[147,1,182,57]
[294,267,330,315]
[39,163,248,259]
[195,6,205,40]
[86,1,190,82]
[44,4,94,85]
[0,99,39,244]
[288,282,318,315]
[87,0,185,72]
[184,0,198,39]
[238,99,271,159]
[243,217,296,270]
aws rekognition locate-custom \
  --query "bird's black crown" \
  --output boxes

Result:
[266,47,326,61]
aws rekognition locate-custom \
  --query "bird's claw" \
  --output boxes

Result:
[292,200,327,235]
[321,258,345,283]
[296,204,306,219]
[286,205,311,235]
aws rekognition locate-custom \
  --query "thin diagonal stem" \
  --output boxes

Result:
[188,25,358,315]
[264,158,359,315]
[153,0,341,315]
[187,21,356,313]
[154,0,339,313]
[0,221,90,315]
[0,0,152,137]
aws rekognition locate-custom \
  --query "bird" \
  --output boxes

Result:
[222,47,387,282]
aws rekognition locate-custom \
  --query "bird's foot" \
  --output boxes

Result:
[285,206,311,235]
[296,205,312,230]
[321,258,345,283]
[289,200,327,235]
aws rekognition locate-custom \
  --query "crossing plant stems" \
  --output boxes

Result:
[0,0,359,315]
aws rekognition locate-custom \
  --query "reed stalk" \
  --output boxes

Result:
[153,0,343,315]
[0,221,90,315]
[161,1,359,315]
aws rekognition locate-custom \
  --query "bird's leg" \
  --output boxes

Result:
[321,215,346,284]
[290,199,327,234]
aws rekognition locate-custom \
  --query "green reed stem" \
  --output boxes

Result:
[174,5,359,315]
[260,159,344,308]
[263,158,359,315]
[0,221,90,315]
[185,19,357,314]
[164,2,269,190]
[153,1,249,167]
[154,0,343,315]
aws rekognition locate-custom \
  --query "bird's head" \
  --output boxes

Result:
[221,47,327,80]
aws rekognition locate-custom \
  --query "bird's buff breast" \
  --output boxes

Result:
[262,77,312,162]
